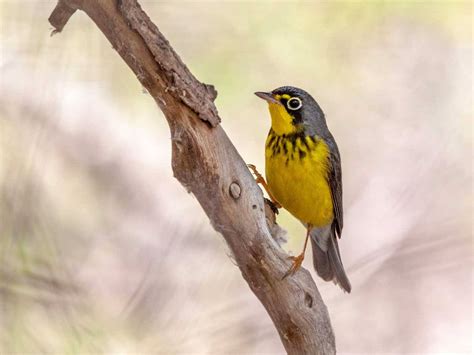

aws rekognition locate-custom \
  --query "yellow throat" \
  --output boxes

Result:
[267,94,298,135]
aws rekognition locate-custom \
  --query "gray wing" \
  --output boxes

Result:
[327,141,343,237]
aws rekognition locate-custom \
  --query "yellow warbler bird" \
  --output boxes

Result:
[252,86,351,293]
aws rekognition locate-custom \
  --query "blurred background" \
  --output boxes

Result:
[0,0,472,353]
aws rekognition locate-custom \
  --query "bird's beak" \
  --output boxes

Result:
[255,91,282,105]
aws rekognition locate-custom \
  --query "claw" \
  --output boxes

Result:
[247,164,263,179]
[247,163,282,209]
[282,254,305,280]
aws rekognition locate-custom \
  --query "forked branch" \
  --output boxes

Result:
[48,1,336,353]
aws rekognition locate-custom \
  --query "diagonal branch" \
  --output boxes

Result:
[48,1,336,353]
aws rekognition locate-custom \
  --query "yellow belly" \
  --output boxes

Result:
[265,136,334,227]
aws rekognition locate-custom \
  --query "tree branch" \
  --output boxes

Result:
[48,1,336,353]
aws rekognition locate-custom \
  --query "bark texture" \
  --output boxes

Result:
[48,1,336,353]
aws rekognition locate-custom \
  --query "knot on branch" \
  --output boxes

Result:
[205,84,218,101]
[229,182,241,199]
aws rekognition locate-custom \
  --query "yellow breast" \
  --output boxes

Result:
[265,133,334,227]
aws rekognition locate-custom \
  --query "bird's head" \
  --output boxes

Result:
[255,86,326,136]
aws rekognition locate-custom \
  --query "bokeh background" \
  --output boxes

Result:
[0,0,472,353]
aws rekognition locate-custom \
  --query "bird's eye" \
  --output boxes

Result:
[287,97,302,111]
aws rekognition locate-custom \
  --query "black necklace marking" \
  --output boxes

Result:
[267,130,320,164]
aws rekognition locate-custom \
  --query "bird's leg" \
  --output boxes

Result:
[282,225,312,279]
[247,164,281,209]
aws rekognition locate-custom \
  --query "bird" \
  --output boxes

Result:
[250,86,351,293]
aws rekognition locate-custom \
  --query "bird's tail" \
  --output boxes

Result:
[311,227,351,293]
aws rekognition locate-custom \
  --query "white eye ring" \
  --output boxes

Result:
[287,97,302,111]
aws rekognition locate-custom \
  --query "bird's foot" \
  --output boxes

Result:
[247,164,282,209]
[247,164,265,184]
[282,253,305,280]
